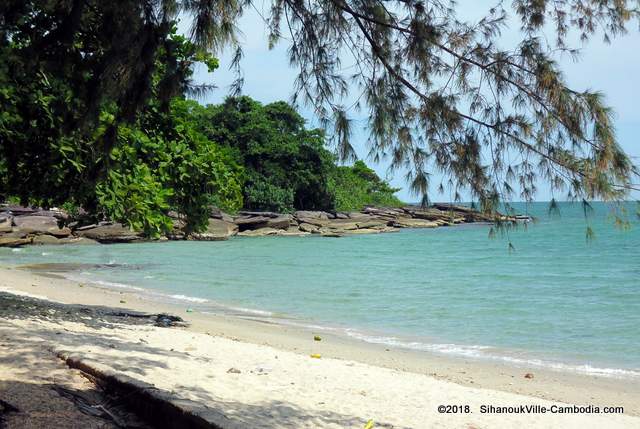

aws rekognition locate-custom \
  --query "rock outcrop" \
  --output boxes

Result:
[12,215,72,237]
[190,219,239,241]
[0,202,529,247]
[75,223,142,243]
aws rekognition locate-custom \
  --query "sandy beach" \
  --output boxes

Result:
[1,265,639,428]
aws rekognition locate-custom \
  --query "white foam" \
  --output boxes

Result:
[343,329,640,379]
[83,279,146,292]
[225,305,274,316]
[168,294,209,304]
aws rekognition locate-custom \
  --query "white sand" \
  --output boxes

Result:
[1,267,639,428]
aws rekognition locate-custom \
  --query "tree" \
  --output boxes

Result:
[330,160,403,211]
[196,96,336,212]
[1,1,639,213]
[262,0,640,211]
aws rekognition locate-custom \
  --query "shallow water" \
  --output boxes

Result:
[2,202,639,377]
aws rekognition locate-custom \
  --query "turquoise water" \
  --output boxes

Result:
[1,202,639,376]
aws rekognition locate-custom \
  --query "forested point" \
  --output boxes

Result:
[0,20,400,237]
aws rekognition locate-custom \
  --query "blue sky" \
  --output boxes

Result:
[182,2,639,202]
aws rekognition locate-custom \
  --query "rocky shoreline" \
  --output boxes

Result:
[0,204,527,246]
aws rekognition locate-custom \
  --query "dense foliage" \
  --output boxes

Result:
[330,161,403,212]
[95,99,244,236]
[191,97,335,212]
[2,1,638,216]
[0,16,246,236]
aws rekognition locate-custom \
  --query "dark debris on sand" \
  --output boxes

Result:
[0,292,187,330]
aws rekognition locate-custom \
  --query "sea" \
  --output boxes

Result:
[1,202,638,378]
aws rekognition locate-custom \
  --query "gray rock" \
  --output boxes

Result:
[237,210,280,218]
[12,215,71,237]
[0,232,32,247]
[265,215,293,230]
[191,219,238,241]
[392,218,439,228]
[324,219,360,230]
[346,228,382,235]
[346,212,371,220]
[298,222,320,233]
[76,223,142,243]
[31,235,62,245]
[237,227,281,237]
[295,216,329,227]
[233,216,270,229]
[279,227,311,237]
[74,224,98,231]
[32,235,99,245]
[61,237,99,245]
[294,211,330,220]
[210,207,236,222]
[355,219,389,229]
[0,215,12,233]
[319,230,343,238]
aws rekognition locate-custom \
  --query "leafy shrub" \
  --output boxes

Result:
[96,100,244,237]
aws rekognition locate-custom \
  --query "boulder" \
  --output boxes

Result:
[75,223,142,243]
[210,207,235,223]
[319,229,343,238]
[355,219,389,229]
[346,228,382,235]
[279,227,311,237]
[233,216,270,230]
[0,232,32,247]
[295,216,329,227]
[362,207,404,219]
[32,235,62,245]
[294,211,330,220]
[75,224,98,231]
[402,207,449,221]
[0,215,12,233]
[32,235,99,245]
[265,215,293,230]
[12,215,71,237]
[346,212,371,220]
[334,212,349,219]
[61,237,99,245]
[298,222,320,233]
[191,219,238,241]
[324,219,360,230]
[237,210,280,218]
[391,218,439,228]
[237,227,281,237]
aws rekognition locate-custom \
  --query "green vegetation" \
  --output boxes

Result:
[1,1,638,229]
[330,161,402,212]
[5,2,634,237]
[95,99,245,236]
[0,8,402,235]
[192,97,334,213]
[0,19,248,236]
